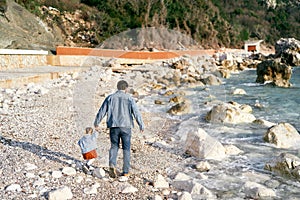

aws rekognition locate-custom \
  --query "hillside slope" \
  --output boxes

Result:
[0,0,299,51]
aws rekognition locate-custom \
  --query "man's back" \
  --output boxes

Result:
[106,91,133,128]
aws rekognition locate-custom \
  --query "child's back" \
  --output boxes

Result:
[78,127,98,173]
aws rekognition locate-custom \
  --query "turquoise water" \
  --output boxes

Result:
[221,67,300,131]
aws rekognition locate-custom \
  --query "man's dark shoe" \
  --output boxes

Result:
[109,167,117,178]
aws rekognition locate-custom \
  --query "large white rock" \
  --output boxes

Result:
[243,181,276,199]
[185,128,226,160]
[263,122,300,148]
[206,102,256,124]
[48,186,73,200]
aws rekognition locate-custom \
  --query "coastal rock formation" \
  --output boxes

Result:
[205,101,256,124]
[256,59,292,87]
[275,38,300,66]
[263,122,300,148]
[264,153,300,180]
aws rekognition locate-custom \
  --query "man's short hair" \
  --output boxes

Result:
[117,80,129,90]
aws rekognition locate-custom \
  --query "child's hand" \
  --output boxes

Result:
[94,125,100,132]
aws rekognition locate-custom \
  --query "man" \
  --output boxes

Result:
[94,80,144,178]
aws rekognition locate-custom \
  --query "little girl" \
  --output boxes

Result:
[78,127,98,173]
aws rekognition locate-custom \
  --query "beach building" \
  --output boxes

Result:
[244,40,264,53]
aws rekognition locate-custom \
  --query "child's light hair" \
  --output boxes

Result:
[85,127,93,135]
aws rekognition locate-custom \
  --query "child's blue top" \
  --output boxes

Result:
[78,131,98,154]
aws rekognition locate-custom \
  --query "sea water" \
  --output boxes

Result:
[141,67,300,199]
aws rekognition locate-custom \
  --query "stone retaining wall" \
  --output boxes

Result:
[0,55,48,70]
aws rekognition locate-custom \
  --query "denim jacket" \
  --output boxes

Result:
[94,90,144,130]
[78,131,98,154]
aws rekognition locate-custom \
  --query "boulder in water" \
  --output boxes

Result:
[256,59,292,87]
[185,128,226,160]
[263,122,300,148]
[206,101,256,124]
[264,152,300,180]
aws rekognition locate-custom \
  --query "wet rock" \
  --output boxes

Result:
[232,88,246,95]
[263,122,300,148]
[167,100,191,115]
[185,128,226,160]
[48,186,73,200]
[243,181,276,199]
[206,102,256,124]
[200,74,222,85]
[169,96,184,103]
[224,144,243,155]
[256,59,292,87]
[154,99,164,105]
[264,152,300,179]
[253,118,276,128]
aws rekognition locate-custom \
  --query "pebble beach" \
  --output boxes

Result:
[1,49,300,200]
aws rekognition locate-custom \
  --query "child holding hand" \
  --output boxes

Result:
[78,127,98,173]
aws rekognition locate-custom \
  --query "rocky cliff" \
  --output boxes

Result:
[0,0,64,52]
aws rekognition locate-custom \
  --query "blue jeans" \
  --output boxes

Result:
[109,127,132,174]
